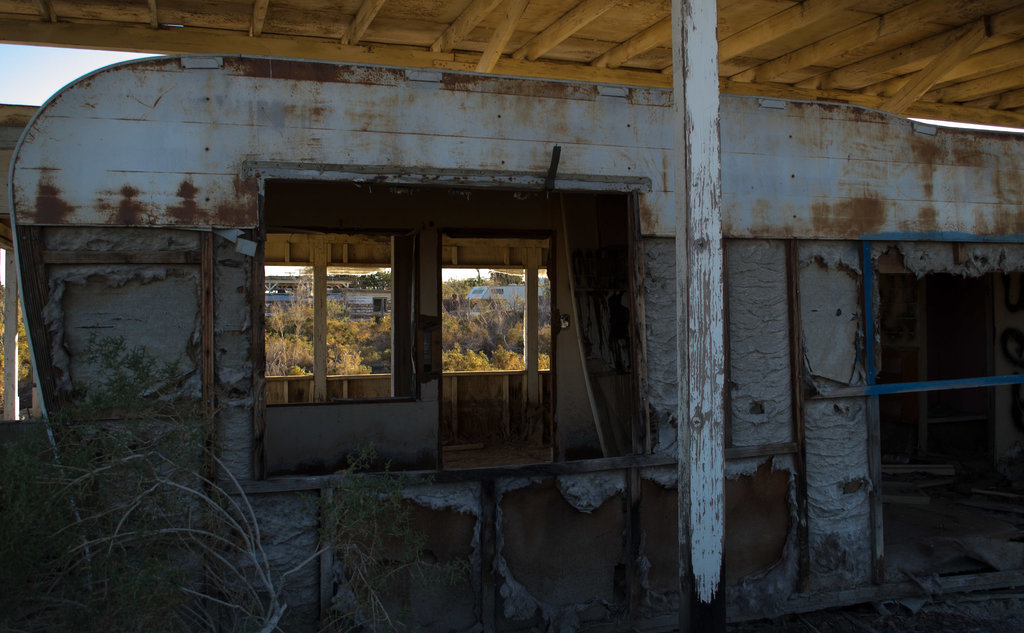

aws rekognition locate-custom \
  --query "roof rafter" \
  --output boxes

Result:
[147,0,159,29]
[430,0,503,53]
[718,0,860,63]
[866,39,1024,99]
[929,64,1024,104]
[996,88,1024,111]
[251,0,270,37]
[733,0,956,83]
[591,16,670,69]
[882,19,989,114]
[32,0,56,23]
[513,0,618,62]
[341,0,387,46]
[476,0,529,73]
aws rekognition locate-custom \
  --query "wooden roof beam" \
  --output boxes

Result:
[430,0,503,53]
[251,0,270,37]
[930,64,1024,104]
[882,20,989,114]
[32,0,55,23]
[734,0,958,83]
[996,87,1024,111]
[591,16,670,69]
[513,0,618,62]
[864,39,1024,99]
[808,5,1024,92]
[147,0,159,29]
[476,0,529,72]
[341,0,387,46]
[718,0,860,63]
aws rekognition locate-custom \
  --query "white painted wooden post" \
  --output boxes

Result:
[312,237,328,403]
[672,0,726,630]
[525,248,540,421]
[3,248,18,420]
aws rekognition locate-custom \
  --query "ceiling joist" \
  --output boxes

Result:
[476,0,529,73]
[341,0,388,46]
[31,0,56,23]
[251,0,270,37]
[147,0,159,29]
[592,16,670,69]
[513,0,618,62]
[430,0,503,53]
[718,0,861,63]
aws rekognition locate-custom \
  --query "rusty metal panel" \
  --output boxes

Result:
[721,97,1024,240]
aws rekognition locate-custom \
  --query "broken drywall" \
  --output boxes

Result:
[799,242,864,391]
[888,242,1024,278]
[726,240,793,447]
[803,398,872,590]
[42,226,200,252]
[643,237,678,454]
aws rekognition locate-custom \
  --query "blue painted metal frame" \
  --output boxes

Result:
[860,237,1024,397]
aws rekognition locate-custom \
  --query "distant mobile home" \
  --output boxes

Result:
[8,56,1024,631]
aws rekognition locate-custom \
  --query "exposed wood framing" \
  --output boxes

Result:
[513,0,618,61]
[480,480,497,633]
[252,224,267,480]
[18,228,58,415]
[931,65,1024,104]
[476,0,529,73]
[430,0,503,53]
[785,240,810,591]
[723,442,798,461]
[592,16,670,69]
[251,0,271,37]
[312,237,328,403]
[40,249,201,265]
[31,0,55,23]
[882,19,989,114]
[673,0,725,629]
[201,232,215,417]
[147,0,159,29]
[341,0,387,46]
[719,0,860,63]
[3,249,18,420]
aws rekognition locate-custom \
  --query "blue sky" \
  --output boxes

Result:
[0,44,153,106]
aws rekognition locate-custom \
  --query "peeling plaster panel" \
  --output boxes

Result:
[721,98,1024,239]
[803,398,871,590]
[799,242,864,391]
[555,471,626,513]
[726,240,792,447]
[642,237,677,454]
[42,226,200,251]
[405,481,480,516]
[889,242,1024,277]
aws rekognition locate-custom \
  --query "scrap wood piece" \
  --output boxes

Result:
[882,463,956,476]
[972,488,1024,501]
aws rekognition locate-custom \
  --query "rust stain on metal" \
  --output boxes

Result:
[911,138,943,166]
[34,181,75,224]
[225,58,404,87]
[169,180,202,223]
[212,176,258,226]
[810,194,886,236]
[111,185,151,226]
[442,74,596,101]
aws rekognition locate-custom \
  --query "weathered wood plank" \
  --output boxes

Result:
[201,232,215,417]
[3,249,18,419]
[475,0,529,73]
[430,0,503,52]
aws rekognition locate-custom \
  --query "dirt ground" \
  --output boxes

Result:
[727,592,1024,633]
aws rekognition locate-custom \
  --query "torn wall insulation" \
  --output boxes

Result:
[803,398,871,590]
[555,471,626,513]
[214,237,256,480]
[799,242,864,391]
[884,242,1024,278]
[725,456,799,619]
[405,481,481,516]
[248,492,320,631]
[495,478,624,632]
[642,237,677,454]
[726,240,792,447]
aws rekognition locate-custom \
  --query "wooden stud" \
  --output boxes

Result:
[431,0,503,53]
[312,237,328,403]
[251,0,270,37]
[785,239,811,592]
[513,0,618,62]
[525,248,540,430]
[627,192,651,454]
[201,232,215,417]
[17,228,59,415]
[476,0,529,75]
[882,20,988,114]
[3,248,18,420]
[592,16,670,69]
[147,0,159,29]
[341,0,387,46]
[719,0,859,63]
[672,0,726,629]
[252,223,267,480]
[31,0,55,23]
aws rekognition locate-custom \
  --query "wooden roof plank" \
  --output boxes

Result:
[864,38,1024,98]
[251,0,270,37]
[718,0,860,62]
[882,19,989,114]
[341,0,388,45]
[512,0,618,61]
[591,15,670,69]
[31,0,55,23]
[475,0,529,73]
[430,0,503,52]
[929,64,1024,104]
[997,87,1024,110]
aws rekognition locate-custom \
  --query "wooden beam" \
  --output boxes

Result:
[673,0,726,629]
[735,0,961,83]
[718,0,859,63]
[147,0,159,29]
[865,40,1024,99]
[929,64,1024,104]
[250,0,270,37]
[430,0,503,53]
[340,0,387,46]
[513,0,619,62]
[201,233,215,417]
[31,0,55,23]
[882,20,988,114]
[811,5,1024,92]
[997,87,1024,111]
[592,16,670,69]
[475,0,529,73]
[312,239,327,403]
[3,249,18,420]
